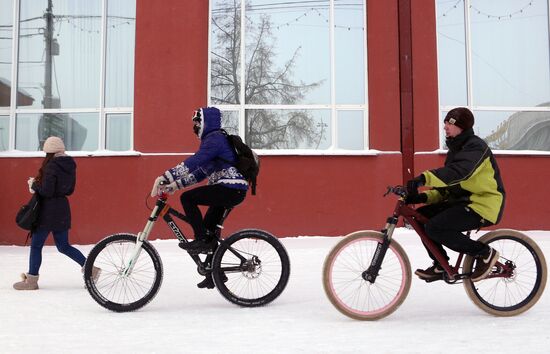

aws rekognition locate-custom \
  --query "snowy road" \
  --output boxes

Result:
[1,229,549,353]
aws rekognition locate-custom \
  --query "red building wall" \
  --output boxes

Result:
[0,0,546,245]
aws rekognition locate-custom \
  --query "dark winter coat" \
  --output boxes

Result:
[32,155,77,231]
[163,107,248,191]
[421,128,506,224]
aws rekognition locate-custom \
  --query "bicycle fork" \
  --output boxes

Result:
[363,217,397,283]
[123,199,164,276]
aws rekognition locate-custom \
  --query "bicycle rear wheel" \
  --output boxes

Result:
[323,231,411,320]
[463,229,547,316]
[84,233,163,312]
[211,229,290,307]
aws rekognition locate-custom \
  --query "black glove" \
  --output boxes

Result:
[405,192,427,205]
[406,175,425,195]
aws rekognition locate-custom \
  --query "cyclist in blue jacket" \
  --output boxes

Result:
[151,107,248,288]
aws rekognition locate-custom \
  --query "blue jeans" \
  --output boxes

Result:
[29,229,86,275]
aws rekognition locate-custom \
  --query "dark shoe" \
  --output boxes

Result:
[415,263,444,281]
[179,238,217,254]
[197,273,228,289]
[471,247,499,282]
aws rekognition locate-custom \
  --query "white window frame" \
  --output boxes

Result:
[207,0,372,156]
[0,0,136,157]
[436,0,550,154]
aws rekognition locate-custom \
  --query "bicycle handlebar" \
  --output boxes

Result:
[384,185,408,198]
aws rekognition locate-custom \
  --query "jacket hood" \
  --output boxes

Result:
[200,107,221,138]
[52,155,76,175]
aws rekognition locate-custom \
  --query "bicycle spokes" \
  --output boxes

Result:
[211,230,290,307]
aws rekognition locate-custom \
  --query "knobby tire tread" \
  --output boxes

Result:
[211,229,290,307]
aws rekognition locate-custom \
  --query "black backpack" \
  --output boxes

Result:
[220,129,260,195]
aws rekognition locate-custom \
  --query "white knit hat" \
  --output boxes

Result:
[43,136,66,153]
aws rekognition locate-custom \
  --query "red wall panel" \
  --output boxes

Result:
[367,0,401,151]
[0,155,402,245]
[411,0,440,152]
[134,0,209,153]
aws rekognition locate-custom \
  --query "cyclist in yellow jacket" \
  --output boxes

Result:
[406,107,505,282]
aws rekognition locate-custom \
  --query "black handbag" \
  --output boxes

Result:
[16,194,40,231]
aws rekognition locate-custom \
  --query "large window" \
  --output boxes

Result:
[436,0,550,151]
[0,0,135,153]
[209,0,367,152]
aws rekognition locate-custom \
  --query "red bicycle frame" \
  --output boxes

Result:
[393,199,465,280]
[383,189,513,283]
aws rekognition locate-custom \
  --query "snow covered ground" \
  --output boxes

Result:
[1,229,549,354]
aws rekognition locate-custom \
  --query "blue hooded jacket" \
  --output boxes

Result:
[163,107,248,191]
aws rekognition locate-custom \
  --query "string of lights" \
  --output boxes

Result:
[211,1,364,31]
[54,16,135,34]
[439,0,535,20]
[273,7,364,31]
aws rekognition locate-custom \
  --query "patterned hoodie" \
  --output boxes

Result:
[163,107,248,191]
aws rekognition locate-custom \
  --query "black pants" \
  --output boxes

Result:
[417,203,490,263]
[181,184,246,240]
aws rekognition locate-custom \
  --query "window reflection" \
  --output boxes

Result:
[437,0,550,151]
[0,0,13,107]
[335,1,365,105]
[5,0,135,153]
[106,113,131,151]
[0,116,8,150]
[18,0,102,109]
[337,110,363,149]
[246,0,330,105]
[210,0,367,151]
[470,0,550,107]
[246,109,330,149]
[220,110,239,135]
[478,109,550,151]
[106,0,136,107]
[16,112,97,151]
[436,0,467,106]
[210,0,241,104]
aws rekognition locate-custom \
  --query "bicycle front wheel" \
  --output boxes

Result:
[463,229,547,316]
[84,233,163,312]
[323,231,411,320]
[211,229,291,307]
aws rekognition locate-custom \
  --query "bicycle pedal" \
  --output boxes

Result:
[423,276,444,283]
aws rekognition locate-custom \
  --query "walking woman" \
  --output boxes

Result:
[13,136,98,290]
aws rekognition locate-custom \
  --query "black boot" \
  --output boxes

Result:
[197,276,215,289]
[179,238,217,254]
[197,273,228,289]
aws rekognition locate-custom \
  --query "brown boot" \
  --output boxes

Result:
[91,266,101,282]
[82,266,102,282]
[13,273,39,290]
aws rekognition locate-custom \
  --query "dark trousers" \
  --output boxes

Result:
[29,229,86,275]
[417,203,490,263]
[180,184,246,240]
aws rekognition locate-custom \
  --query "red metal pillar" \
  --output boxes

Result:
[398,0,415,184]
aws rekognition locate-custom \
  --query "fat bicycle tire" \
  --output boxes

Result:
[211,229,290,307]
[323,231,412,320]
[462,229,547,316]
[84,233,164,312]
